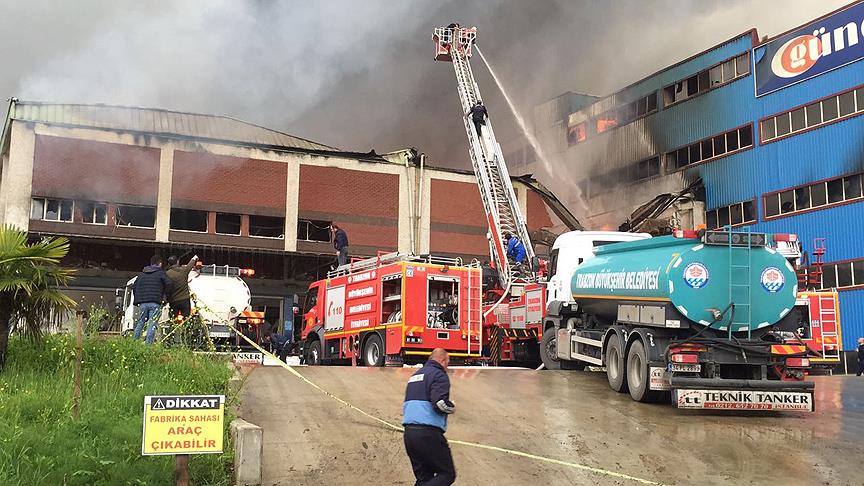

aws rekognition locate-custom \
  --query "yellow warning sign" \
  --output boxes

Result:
[142,395,225,456]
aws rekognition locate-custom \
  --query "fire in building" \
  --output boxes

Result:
[526,1,864,364]
[0,100,574,330]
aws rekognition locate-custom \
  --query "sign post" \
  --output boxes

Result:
[142,395,225,484]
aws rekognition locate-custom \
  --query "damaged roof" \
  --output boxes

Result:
[7,99,336,152]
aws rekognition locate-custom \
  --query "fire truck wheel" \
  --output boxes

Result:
[605,337,628,393]
[307,340,322,366]
[363,334,384,367]
[626,340,662,403]
[539,330,561,370]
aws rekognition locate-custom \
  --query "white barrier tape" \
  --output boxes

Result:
[229,326,665,485]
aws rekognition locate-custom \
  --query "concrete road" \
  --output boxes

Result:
[239,366,864,485]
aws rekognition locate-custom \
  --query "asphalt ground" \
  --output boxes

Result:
[239,366,864,485]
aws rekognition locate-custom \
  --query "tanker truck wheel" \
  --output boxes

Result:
[605,337,628,393]
[363,334,384,367]
[626,340,663,403]
[540,330,561,370]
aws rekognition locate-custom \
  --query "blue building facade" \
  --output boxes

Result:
[536,2,864,354]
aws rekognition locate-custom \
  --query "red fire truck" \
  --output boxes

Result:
[300,253,483,366]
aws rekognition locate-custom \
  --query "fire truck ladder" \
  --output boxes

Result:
[818,293,840,360]
[433,26,535,288]
[466,266,483,356]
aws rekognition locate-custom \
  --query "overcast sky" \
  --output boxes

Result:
[0,0,850,171]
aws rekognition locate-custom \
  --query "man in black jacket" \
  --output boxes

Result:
[403,348,456,486]
[132,255,172,344]
[467,101,488,137]
[857,337,864,376]
[332,224,350,267]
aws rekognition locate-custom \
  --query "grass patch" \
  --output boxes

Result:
[0,335,235,485]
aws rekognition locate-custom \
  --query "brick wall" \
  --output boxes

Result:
[32,135,160,205]
[298,165,399,251]
[429,179,487,257]
[172,150,287,216]
[526,189,554,230]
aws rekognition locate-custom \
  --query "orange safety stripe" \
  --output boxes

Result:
[771,344,807,355]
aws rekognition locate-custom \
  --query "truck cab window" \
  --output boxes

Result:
[304,289,318,313]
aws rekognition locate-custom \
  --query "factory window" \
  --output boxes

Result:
[215,213,242,235]
[763,172,864,219]
[706,199,756,229]
[666,124,753,170]
[297,219,331,242]
[663,51,750,107]
[80,201,108,225]
[595,112,618,134]
[115,204,156,228]
[760,83,864,143]
[633,156,660,181]
[170,208,208,232]
[567,121,587,145]
[249,215,284,239]
[816,259,864,290]
[31,197,73,222]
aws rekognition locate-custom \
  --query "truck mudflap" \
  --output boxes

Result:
[671,377,814,412]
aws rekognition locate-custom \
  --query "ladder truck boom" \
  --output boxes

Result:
[432,25,535,287]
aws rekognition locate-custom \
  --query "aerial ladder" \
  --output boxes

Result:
[432,24,535,289]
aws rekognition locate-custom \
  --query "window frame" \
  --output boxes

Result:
[115,204,157,229]
[80,201,108,225]
[667,123,754,172]
[214,212,242,236]
[662,51,750,108]
[30,197,74,223]
[705,198,757,229]
[248,215,286,240]
[758,82,864,145]
[814,258,864,291]
[297,218,332,242]
[762,171,864,221]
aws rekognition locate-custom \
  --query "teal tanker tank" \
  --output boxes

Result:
[570,233,798,333]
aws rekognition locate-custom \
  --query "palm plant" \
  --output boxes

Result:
[0,225,76,371]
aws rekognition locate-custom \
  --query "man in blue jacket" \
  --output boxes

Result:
[403,348,456,486]
[504,232,526,265]
[132,255,172,344]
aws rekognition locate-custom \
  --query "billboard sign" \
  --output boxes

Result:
[754,2,864,97]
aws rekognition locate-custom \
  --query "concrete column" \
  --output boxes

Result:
[397,167,414,254]
[2,121,36,231]
[155,147,174,242]
[0,153,9,226]
[284,158,300,252]
[230,418,263,486]
[418,174,432,254]
[516,184,529,227]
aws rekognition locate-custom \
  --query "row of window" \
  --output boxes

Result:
[705,199,756,229]
[568,93,659,145]
[817,259,864,290]
[663,52,750,107]
[666,125,753,170]
[764,172,863,218]
[579,156,661,197]
[761,86,864,143]
[30,198,332,242]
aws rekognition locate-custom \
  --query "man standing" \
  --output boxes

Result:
[403,348,456,486]
[467,101,488,137]
[332,224,350,267]
[857,337,864,376]
[132,255,172,345]
[165,254,199,318]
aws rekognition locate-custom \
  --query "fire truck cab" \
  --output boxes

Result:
[299,253,482,366]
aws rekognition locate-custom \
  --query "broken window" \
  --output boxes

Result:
[31,197,73,222]
[742,200,755,223]
[844,174,862,199]
[779,190,794,214]
[567,121,587,145]
[115,205,156,228]
[249,215,284,239]
[297,219,331,242]
[215,213,242,235]
[595,111,618,133]
[80,201,108,224]
[794,187,810,211]
[717,206,730,227]
[170,208,208,232]
[764,194,780,218]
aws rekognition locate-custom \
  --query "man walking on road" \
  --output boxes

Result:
[165,254,199,318]
[332,224,350,267]
[132,255,172,344]
[403,348,456,486]
[857,337,864,376]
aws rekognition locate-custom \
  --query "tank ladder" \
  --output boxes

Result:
[727,231,753,339]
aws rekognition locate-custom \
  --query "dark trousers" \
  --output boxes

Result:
[169,299,191,319]
[857,360,864,376]
[403,425,456,486]
[337,246,349,266]
[473,120,484,137]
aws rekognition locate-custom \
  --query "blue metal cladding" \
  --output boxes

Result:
[837,288,864,350]
[751,202,864,262]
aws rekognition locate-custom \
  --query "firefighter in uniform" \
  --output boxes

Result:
[402,348,456,485]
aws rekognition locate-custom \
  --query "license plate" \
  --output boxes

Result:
[670,363,701,373]
[675,389,813,412]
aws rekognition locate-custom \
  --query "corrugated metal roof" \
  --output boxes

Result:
[10,100,336,152]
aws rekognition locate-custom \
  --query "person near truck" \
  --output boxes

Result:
[332,224,350,267]
[403,348,456,486]
[467,100,488,137]
[165,254,199,318]
[857,337,864,376]
[504,232,526,265]
[132,255,172,345]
